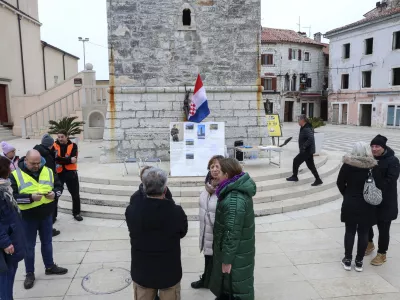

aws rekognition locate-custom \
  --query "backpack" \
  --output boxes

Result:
[363,169,382,206]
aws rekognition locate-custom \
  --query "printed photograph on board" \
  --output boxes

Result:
[186,153,194,159]
[186,139,195,146]
[210,124,219,130]
[185,123,194,130]
[170,123,184,142]
[197,124,206,139]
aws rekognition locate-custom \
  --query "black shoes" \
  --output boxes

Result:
[355,260,363,272]
[24,272,35,289]
[52,228,60,237]
[154,295,160,300]
[74,214,83,221]
[286,176,299,182]
[191,276,205,289]
[311,179,323,186]
[45,264,68,275]
[342,258,352,271]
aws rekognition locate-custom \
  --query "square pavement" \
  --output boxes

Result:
[13,200,400,299]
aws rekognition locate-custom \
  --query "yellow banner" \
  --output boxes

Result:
[266,114,282,137]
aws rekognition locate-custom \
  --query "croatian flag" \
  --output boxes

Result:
[188,74,210,123]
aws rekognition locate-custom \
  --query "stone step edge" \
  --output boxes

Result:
[77,159,340,194]
[58,188,341,221]
[60,172,340,209]
[77,156,329,186]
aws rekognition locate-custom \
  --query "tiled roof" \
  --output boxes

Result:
[325,7,400,36]
[261,28,324,47]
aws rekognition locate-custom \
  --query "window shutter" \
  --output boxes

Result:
[298,50,302,61]
[261,78,265,89]
[289,48,292,60]
[272,78,277,91]
[261,55,265,65]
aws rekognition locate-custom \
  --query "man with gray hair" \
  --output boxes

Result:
[125,167,188,300]
[287,115,323,186]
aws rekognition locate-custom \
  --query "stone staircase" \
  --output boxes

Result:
[58,155,343,220]
[0,125,16,141]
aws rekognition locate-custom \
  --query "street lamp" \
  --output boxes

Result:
[78,37,89,68]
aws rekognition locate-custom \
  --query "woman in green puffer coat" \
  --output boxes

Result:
[210,158,256,300]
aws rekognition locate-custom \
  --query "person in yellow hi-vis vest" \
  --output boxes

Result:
[9,150,67,290]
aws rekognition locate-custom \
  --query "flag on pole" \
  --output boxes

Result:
[188,74,210,123]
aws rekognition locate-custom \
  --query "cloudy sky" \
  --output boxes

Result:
[38,0,376,80]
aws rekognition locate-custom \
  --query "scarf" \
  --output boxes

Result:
[0,178,20,212]
[216,172,245,199]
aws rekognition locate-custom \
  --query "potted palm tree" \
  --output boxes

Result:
[48,116,85,144]
[309,117,326,155]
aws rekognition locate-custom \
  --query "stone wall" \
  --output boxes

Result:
[103,0,262,162]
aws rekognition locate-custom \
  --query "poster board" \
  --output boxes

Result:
[170,122,225,177]
[266,114,282,137]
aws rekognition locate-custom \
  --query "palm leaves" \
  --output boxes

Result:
[48,116,85,136]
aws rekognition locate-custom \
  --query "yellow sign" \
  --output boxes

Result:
[266,114,282,137]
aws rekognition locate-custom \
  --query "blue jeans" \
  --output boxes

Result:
[0,261,18,300]
[22,215,54,273]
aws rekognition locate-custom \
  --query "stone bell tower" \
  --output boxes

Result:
[102,0,265,163]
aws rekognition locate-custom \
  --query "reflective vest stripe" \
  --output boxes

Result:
[39,167,54,187]
[15,168,33,192]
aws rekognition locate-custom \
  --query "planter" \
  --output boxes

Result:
[69,137,79,145]
[314,132,325,155]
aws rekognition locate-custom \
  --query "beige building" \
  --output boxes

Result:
[0,0,79,127]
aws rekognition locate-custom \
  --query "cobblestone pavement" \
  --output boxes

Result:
[13,199,400,300]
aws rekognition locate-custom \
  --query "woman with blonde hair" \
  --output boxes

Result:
[191,155,224,289]
[337,141,381,272]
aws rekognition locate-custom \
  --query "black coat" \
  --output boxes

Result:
[337,155,380,225]
[129,183,173,205]
[375,147,400,221]
[298,123,316,155]
[33,144,57,172]
[125,195,188,289]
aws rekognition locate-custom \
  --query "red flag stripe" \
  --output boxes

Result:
[193,74,203,95]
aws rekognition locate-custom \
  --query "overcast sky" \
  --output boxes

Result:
[38,0,376,80]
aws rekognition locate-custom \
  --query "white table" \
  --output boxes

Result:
[234,145,283,168]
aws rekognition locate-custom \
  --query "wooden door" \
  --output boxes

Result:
[284,101,294,122]
[0,85,8,124]
[332,104,339,124]
[342,104,348,125]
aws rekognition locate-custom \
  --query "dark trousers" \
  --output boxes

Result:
[202,255,213,287]
[292,152,320,180]
[59,171,81,216]
[344,223,369,262]
[0,261,18,300]
[369,221,392,254]
[22,215,54,273]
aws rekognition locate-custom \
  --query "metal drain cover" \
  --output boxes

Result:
[82,267,132,295]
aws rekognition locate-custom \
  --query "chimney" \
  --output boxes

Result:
[314,32,322,43]
[298,31,307,37]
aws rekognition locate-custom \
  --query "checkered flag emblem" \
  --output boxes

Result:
[189,102,197,117]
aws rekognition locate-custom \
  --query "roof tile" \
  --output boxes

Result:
[261,28,324,47]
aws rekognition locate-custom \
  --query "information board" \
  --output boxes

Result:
[266,114,282,137]
[170,122,225,177]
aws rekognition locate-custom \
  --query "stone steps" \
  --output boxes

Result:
[0,126,17,141]
[58,186,342,220]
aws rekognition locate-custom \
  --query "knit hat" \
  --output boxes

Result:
[41,134,54,148]
[370,134,388,149]
[0,141,15,155]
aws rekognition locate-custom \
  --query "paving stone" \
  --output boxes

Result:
[297,262,378,280]
[254,281,320,300]
[82,250,131,264]
[14,279,72,298]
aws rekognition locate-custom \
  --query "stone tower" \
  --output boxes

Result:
[102,0,265,163]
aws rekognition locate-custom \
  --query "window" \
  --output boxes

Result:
[341,74,349,89]
[182,9,191,26]
[288,48,297,60]
[284,73,290,91]
[264,101,274,114]
[306,78,312,88]
[304,52,310,61]
[261,78,277,91]
[325,55,329,67]
[393,68,400,86]
[298,50,302,61]
[343,43,350,59]
[387,105,400,126]
[291,74,297,91]
[261,54,274,65]
[365,38,373,55]
[362,71,372,88]
[393,31,400,50]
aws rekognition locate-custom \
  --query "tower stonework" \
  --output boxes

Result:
[102,0,265,163]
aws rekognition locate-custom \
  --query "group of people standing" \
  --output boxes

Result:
[126,156,256,300]
[0,130,84,299]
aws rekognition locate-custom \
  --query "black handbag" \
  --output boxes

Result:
[0,251,8,273]
[218,273,240,300]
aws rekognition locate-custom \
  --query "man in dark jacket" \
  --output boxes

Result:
[126,167,188,299]
[9,150,68,290]
[286,114,323,186]
[366,135,400,266]
[34,134,61,237]
[53,130,83,221]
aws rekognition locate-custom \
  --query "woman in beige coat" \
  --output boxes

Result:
[191,155,224,289]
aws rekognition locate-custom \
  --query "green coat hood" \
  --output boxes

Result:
[218,173,256,201]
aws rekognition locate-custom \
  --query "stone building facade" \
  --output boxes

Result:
[325,1,400,127]
[102,0,263,162]
[260,28,327,123]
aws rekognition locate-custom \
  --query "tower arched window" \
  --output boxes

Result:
[182,9,191,26]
